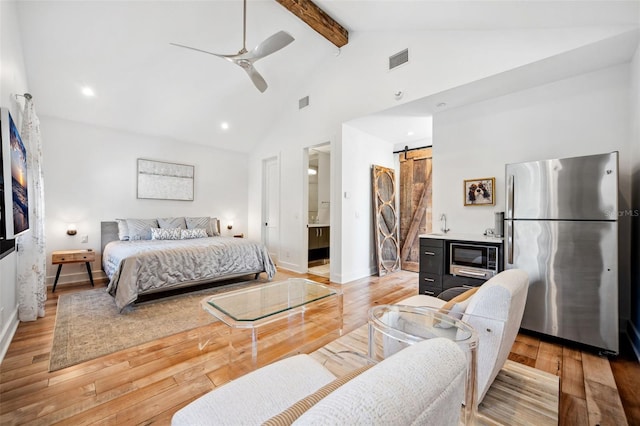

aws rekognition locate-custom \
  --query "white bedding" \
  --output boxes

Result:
[103,236,276,310]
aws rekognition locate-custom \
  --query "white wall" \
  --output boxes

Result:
[433,63,633,323]
[630,43,640,356]
[247,27,634,282]
[339,124,395,283]
[0,0,30,362]
[40,116,249,284]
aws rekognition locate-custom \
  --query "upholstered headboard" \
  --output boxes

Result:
[101,221,119,257]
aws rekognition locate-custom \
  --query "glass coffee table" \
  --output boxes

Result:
[201,278,343,376]
[368,305,478,425]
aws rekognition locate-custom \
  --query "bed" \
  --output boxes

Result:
[101,221,276,311]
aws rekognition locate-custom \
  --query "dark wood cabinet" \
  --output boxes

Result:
[308,226,330,249]
[309,226,330,262]
[419,237,502,297]
[442,274,486,291]
[419,238,444,296]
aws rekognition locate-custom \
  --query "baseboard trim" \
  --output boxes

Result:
[0,305,19,365]
[275,261,305,274]
[339,267,377,285]
[46,269,108,287]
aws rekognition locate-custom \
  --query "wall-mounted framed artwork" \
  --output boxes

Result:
[137,159,194,201]
[1,107,30,240]
[464,177,495,206]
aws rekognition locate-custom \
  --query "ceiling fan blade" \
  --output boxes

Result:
[169,43,232,60]
[244,31,294,61]
[243,64,268,93]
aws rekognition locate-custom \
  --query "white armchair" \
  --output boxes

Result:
[397,269,529,403]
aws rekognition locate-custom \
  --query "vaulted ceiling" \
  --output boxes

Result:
[16,1,640,152]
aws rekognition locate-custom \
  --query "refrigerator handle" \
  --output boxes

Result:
[507,174,514,218]
[506,220,514,265]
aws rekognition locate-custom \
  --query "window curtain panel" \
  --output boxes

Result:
[16,97,46,321]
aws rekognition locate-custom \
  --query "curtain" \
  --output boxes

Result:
[16,97,46,321]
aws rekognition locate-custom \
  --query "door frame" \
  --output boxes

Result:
[261,155,280,263]
[303,142,331,274]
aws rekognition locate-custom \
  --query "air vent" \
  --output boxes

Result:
[299,96,310,109]
[389,49,409,70]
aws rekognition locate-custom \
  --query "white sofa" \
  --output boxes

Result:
[172,338,467,425]
[397,268,529,403]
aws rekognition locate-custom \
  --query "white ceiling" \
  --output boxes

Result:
[16,1,640,153]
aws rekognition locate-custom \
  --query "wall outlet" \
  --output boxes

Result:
[81,235,88,243]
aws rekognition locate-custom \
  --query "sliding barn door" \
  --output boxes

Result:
[372,165,400,276]
[399,148,433,272]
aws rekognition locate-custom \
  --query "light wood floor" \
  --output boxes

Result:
[1,270,638,425]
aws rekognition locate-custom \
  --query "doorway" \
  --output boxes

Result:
[306,144,331,277]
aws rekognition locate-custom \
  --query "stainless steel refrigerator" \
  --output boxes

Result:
[504,152,619,353]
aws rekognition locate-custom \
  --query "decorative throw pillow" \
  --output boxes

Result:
[448,297,474,320]
[157,217,186,229]
[209,217,220,236]
[439,287,479,320]
[181,228,208,239]
[126,218,159,240]
[151,227,181,240]
[185,216,219,237]
[116,218,129,241]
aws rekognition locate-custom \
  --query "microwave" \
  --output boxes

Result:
[449,242,499,280]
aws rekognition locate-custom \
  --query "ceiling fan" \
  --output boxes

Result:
[170,0,294,93]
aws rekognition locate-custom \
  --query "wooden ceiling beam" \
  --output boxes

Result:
[275,0,348,47]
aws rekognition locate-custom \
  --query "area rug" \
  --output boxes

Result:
[311,325,559,426]
[49,278,265,372]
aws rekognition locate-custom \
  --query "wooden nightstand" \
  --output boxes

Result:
[51,249,96,292]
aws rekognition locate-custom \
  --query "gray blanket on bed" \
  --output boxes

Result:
[103,237,276,310]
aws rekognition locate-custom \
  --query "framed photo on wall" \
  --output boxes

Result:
[464,177,495,206]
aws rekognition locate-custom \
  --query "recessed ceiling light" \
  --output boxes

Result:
[407,131,414,136]
[436,102,447,108]
[221,122,229,130]
[81,86,95,97]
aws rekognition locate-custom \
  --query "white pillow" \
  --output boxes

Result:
[116,218,129,241]
[157,217,186,229]
[185,217,220,236]
[126,218,159,240]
